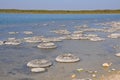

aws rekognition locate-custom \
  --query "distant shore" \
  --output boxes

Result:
[0,9,120,14]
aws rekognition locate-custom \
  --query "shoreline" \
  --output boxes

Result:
[100,71,120,80]
[0,9,120,14]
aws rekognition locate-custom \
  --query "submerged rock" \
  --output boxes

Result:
[58,35,71,40]
[8,32,19,35]
[4,39,21,45]
[84,34,105,41]
[24,36,43,43]
[43,23,49,26]
[37,42,57,49]
[83,28,103,32]
[70,33,83,40]
[0,41,4,45]
[59,24,66,27]
[89,37,105,41]
[23,31,33,35]
[85,34,98,38]
[27,59,52,68]
[55,53,80,63]
[73,31,83,34]
[41,37,62,42]
[113,45,120,49]
[79,36,89,40]
[4,41,20,45]
[75,25,88,29]
[51,29,71,35]
[8,38,16,40]
[31,68,46,73]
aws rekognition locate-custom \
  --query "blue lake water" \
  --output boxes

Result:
[0,14,120,38]
[0,14,120,80]
[0,14,120,25]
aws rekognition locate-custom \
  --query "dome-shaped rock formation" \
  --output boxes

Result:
[27,59,52,68]
[55,53,80,63]
[37,42,57,49]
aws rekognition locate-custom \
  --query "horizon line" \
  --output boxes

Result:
[0,8,120,11]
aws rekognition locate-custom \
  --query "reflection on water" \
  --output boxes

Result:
[0,14,120,80]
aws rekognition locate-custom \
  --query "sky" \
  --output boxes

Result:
[0,0,120,10]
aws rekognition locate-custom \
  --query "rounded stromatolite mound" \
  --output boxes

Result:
[8,32,19,35]
[23,31,33,35]
[50,29,71,35]
[27,59,52,68]
[24,36,43,43]
[37,42,57,49]
[4,40,21,45]
[55,53,80,63]
[108,33,120,39]
[89,37,105,41]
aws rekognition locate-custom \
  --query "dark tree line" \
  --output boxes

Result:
[0,9,120,14]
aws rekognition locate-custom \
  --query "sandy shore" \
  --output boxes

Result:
[100,72,120,80]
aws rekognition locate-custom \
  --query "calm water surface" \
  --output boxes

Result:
[0,14,120,80]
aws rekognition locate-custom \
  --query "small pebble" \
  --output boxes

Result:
[108,70,111,73]
[92,74,96,78]
[115,53,120,57]
[86,70,93,74]
[111,68,116,71]
[102,63,112,67]
[94,71,98,73]
[71,74,76,78]
[76,68,84,72]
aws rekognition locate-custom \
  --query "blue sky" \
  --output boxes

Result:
[0,0,120,10]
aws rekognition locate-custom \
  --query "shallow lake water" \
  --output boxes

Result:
[0,14,120,80]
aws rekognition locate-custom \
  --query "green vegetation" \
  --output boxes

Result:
[0,9,120,14]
